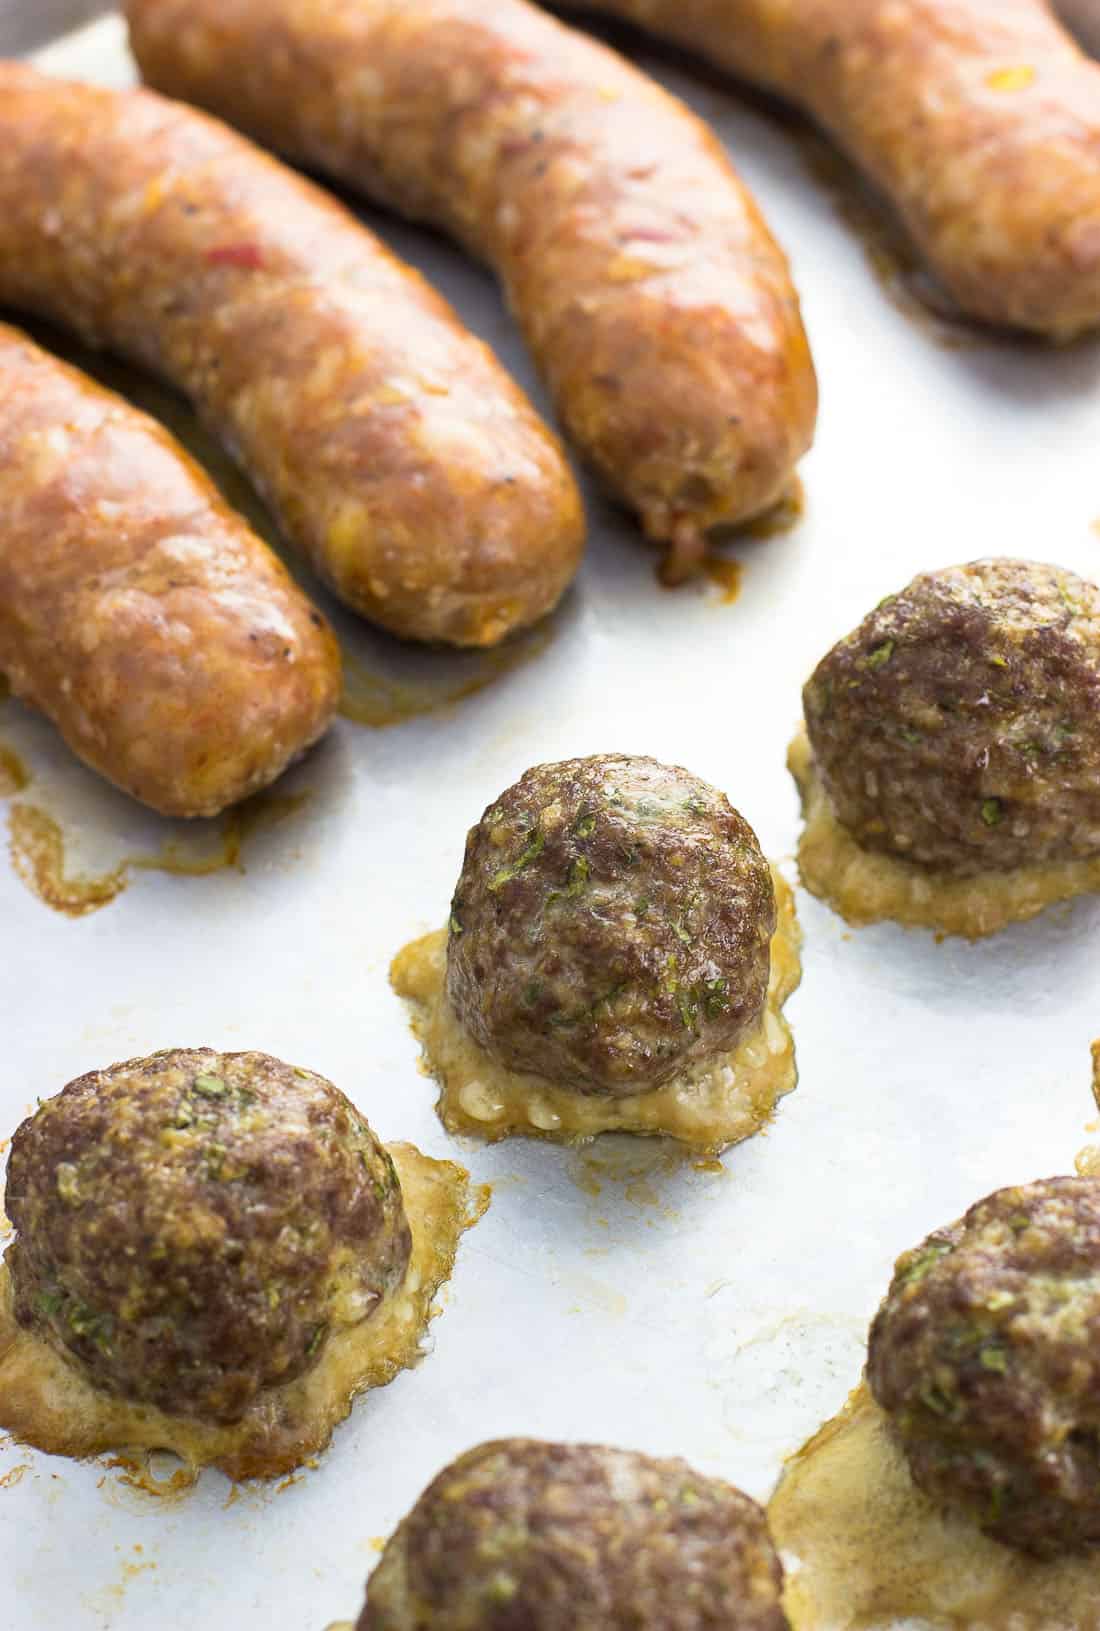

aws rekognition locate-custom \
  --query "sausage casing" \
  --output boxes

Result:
[560,0,1100,340]
[0,64,584,646]
[125,0,818,573]
[0,323,341,819]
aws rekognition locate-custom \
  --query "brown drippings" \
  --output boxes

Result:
[1080,1045,1100,1174]
[339,624,551,729]
[661,481,804,598]
[796,133,981,349]
[0,1463,27,1490]
[99,1453,196,1503]
[700,556,743,603]
[0,746,29,798]
[768,1383,1100,1628]
[131,792,309,878]
[569,1143,691,1217]
[7,791,309,918]
[10,806,128,917]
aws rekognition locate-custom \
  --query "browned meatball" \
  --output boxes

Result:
[867,1177,1100,1557]
[803,559,1100,876]
[356,1438,789,1631]
[446,756,776,1097]
[4,1049,410,1424]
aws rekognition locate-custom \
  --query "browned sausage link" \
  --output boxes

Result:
[558,0,1100,340]
[0,323,341,819]
[125,0,818,575]
[0,66,584,648]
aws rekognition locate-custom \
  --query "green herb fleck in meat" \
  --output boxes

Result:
[489,829,545,891]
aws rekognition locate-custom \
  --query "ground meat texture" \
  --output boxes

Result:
[3,1050,410,1425]
[867,1176,1100,1557]
[803,559,1100,876]
[357,1438,789,1631]
[445,756,775,1096]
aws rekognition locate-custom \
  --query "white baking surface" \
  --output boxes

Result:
[3,11,1100,1628]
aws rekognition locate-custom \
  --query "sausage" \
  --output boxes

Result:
[0,65,584,647]
[0,322,341,819]
[124,0,818,578]
[556,0,1100,340]
[1055,0,1100,58]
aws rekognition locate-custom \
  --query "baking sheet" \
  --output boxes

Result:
[3,10,1100,1628]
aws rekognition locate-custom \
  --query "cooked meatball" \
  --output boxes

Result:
[803,559,1100,876]
[867,1176,1100,1557]
[4,1049,410,1424]
[446,756,776,1096]
[357,1438,789,1631]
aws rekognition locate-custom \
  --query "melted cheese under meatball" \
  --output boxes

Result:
[0,1144,486,1481]
[768,1383,1098,1629]
[789,729,1100,939]
[391,869,800,1152]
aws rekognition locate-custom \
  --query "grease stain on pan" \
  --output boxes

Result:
[699,555,743,603]
[796,133,982,349]
[564,1270,629,1319]
[768,1383,1100,1629]
[568,1140,698,1218]
[97,1451,198,1507]
[7,791,310,919]
[0,743,29,797]
[84,1547,159,1620]
[1079,1042,1100,1172]
[339,623,552,729]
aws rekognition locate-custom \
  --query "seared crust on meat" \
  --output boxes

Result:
[0,323,339,817]
[868,1177,1100,1557]
[5,1049,411,1425]
[0,65,584,648]
[446,754,775,1096]
[125,0,817,569]
[358,1438,789,1630]
[803,559,1100,877]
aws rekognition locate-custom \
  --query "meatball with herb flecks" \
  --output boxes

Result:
[446,755,776,1097]
[356,1438,789,1631]
[867,1176,1100,1557]
[4,1048,410,1424]
[803,559,1100,875]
